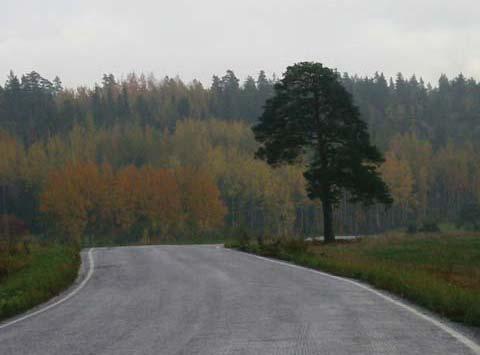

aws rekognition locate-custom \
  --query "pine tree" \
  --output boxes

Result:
[253,62,392,242]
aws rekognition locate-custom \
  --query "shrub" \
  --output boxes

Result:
[0,215,29,239]
[235,228,252,249]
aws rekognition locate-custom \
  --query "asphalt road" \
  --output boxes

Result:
[0,245,478,355]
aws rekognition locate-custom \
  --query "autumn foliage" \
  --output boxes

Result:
[40,163,226,244]
[176,167,227,231]
[2,119,480,243]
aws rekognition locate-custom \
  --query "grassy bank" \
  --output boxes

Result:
[82,233,227,248]
[226,233,480,327]
[0,244,80,321]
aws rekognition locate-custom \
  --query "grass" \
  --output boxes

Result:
[226,233,480,327]
[0,243,80,321]
[83,233,227,248]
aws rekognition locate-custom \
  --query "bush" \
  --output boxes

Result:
[0,215,31,255]
[0,215,29,239]
[234,228,252,250]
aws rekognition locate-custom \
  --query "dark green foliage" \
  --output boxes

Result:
[456,202,480,231]
[0,70,276,144]
[1,68,479,151]
[253,62,392,242]
[236,228,252,249]
[1,71,59,144]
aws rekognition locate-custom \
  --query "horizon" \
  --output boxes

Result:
[1,67,474,90]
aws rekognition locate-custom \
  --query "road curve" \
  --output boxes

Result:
[0,245,478,355]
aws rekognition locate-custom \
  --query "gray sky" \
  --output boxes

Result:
[2,0,479,88]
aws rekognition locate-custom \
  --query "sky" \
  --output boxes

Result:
[2,0,479,88]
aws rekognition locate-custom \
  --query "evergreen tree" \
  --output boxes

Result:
[253,62,392,242]
[240,76,258,121]
[118,84,131,121]
[210,75,222,117]
[256,70,274,117]
[53,76,63,94]
[220,70,240,120]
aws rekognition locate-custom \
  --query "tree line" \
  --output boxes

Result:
[1,68,480,243]
[2,69,479,150]
[1,118,480,244]
[0,70,274,145]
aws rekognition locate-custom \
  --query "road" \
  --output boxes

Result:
[0,245,478,354]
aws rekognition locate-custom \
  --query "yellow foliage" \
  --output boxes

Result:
[380,151,414,208]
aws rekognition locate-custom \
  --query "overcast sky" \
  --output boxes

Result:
[2,0,479,88]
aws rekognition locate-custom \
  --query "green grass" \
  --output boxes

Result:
[438,222,472,233]
[226,233,480,327]
[0,244,80,321]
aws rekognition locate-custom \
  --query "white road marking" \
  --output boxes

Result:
[228,249,480,354]
[0,248,95,330]
[1,245,478,354]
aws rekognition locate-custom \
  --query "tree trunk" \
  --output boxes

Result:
[322,199,335,243]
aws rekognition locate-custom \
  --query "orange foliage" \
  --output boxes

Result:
[40,164,88,242]
[176,167,226,231]
[114,166,141,231]
[138,167,183,232]
[40,162,226,242]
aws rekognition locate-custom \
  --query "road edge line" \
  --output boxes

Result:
[0,248,95,330]
[227,248,480,354]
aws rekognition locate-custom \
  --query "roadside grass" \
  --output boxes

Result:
[0,244,80,321]
[225,233,480,327]
[83,234,227,248]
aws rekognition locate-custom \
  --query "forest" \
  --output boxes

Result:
[1,69,480,245]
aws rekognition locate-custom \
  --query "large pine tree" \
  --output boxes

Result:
[253,62,392,242]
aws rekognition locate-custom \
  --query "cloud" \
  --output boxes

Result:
[1,0,479,87]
